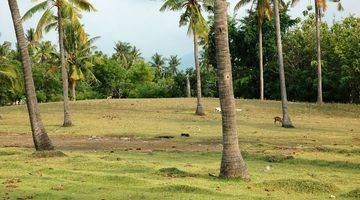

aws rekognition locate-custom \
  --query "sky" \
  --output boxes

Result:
[0,0,359,67]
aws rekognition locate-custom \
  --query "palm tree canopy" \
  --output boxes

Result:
[168,55,181,75]
[22,0,96,44]
[151,53,166,78]
[291,0,343,12]
[64,22,99,82]
[113,41,142,69]
[160,0,210,38]
[235,0,272,23]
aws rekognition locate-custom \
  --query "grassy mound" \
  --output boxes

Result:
[0,150,17,156]
[261,179,338,194]
[341,188,360,198]
[158,167,195,178]
[31,151,66,158]
[314,146,360,154]
[264,155,295,163]
[152,185,215,194]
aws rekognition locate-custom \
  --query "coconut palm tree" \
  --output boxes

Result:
[292,0,343,103]
[151,53,166,79]
[33,41,57,64]
[273,0,294,128]
[113,41,141,69]
[64,23,99,101]
[167,55,181,76]
[160,0,210,116]
[235,0,271,101]
[23,0,96,127]
[7,0,54,150]
[214,0,250,179]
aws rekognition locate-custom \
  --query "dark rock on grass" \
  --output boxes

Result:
[31,151,66,158]
[181,133,190,137]
[341,188,360,199]
[158,167,195,178]
[155,136,174,139]
[260,179,338,194]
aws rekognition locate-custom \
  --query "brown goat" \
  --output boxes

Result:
[274,116,283,125]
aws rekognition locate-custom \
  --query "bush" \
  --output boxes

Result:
[129,83,167,98]
[36,91,47,103]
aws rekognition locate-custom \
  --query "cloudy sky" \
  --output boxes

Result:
[0,0,359,67]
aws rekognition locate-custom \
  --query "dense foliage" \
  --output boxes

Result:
[0,10,359,105]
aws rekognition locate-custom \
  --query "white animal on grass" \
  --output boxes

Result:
[215,107,242,113]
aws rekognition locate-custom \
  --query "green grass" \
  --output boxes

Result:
[0,98,359,199]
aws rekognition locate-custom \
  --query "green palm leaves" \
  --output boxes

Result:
[160,0,209,38]
[113,42,142,69]
[65,24,98,83]
[0,42,22,94]
[151,53,166,79]
[235,0,271,23]
[22,0,96,44]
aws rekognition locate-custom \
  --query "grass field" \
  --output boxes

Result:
[0,98,359,199]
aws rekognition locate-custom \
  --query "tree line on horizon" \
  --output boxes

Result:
[1,0,359,180]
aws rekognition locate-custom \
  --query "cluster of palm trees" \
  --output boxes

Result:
[5,0,343,179]
[22,0,96,127]
[7,0,95,149]
[150,53,182,79]
[6,0,249,179]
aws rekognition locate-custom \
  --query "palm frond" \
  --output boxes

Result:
[234,0,252,11]
[22,0,50,21]
[34,9,55,41]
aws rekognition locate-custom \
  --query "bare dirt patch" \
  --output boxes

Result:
[0,132,221,152]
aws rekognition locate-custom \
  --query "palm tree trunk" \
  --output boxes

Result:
[8,0,54,151]
[214,0,250,180]
[70,79,76,101]
[315,0,323,103]
[258,19,264,101]
[186,74,191,98]
[194,33,205,116]
[274,0,294,128]
[57,7,73,127]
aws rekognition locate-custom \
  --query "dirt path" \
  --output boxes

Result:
[0,132,222,152]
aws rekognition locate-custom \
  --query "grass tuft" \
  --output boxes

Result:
[314,146,360,154]
[341,188,360,198]
[264,155,295,163]
[261,179,338,194]
[158,167,195,178]
[0,150,17,156]
[153,185,212,194]
[31,151,67,158]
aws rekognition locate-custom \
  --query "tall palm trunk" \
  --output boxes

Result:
[70,80,76,101]
[194,32,205,116]
[214,0,250,179]
[315,0,323,103]
[274,0,294,128]
[8,0,54,151]
[186,74,191,98]
[57,7,73,127]
[258,18,264,101]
